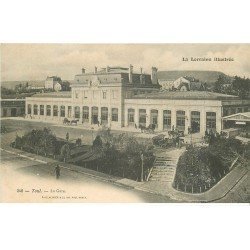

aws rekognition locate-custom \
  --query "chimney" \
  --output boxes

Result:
[106,66,110,73]
[140,67,143,84]
[129,64,133,83]
[94,66,97,74]
[151,66,158,85]
[82,68,85,74]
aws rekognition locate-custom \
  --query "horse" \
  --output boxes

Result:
[63,118,70,125]
[139,124,146,133]
[70,119,79,126]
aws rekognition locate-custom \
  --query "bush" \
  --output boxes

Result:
[174,137,244,193]
[90,132,155,181]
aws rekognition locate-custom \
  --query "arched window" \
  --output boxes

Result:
[60,106,65,117]
[74,106,80,118]
[46,105,51,116]
[191,111,200,133]
[206,112,216,131]
[83,106,89,122]
[40,105,44,115]
[176,110,185,131]
[33,104,38,115]
[139,109,146,126]
[128,108,135,126]
[53,105,58,116]
[163,110,171,130]
[111,108,118,122]
[101,107,108,124]
[150,109,158,127]
[27,104,32,114]
[91,106,98,124]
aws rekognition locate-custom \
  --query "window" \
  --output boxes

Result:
[40,105,44,115]
[33,105,38,115]
[163,110,171,130]
[75,92,79,99]
[150,109,158,127]
[112,90,117,99]
[28,104,32,114]
[68,106,72,118]
[112,108,118,122]
[60,106,65,117]
[91,107,98,124]
[102,91,107,99]
[74,106,80,118]
[101,107,108,124]
[46,105,51,116]
[176,110,185,131]
[83,106,89,122]
[3,108,7,117]
[53,105,58,116]
[206,112,216,130]
[93,90,98,99]
[191,111,200,133]
[139,109,146,126]
[83,90,88,98]
[128,109,135,125]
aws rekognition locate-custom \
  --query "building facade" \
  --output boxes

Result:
[1,99,25,117]
[45,76,63,91]
[25,66,250,135]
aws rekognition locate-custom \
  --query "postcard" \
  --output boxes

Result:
[1,44,249,202]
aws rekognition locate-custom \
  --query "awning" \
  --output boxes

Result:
[222,112,250,122]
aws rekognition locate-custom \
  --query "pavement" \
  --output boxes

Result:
[1,117,249,202]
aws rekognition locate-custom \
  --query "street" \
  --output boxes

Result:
[0,147,176,203]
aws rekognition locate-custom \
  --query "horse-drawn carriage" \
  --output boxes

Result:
[152,134,174,148]
[139,124,156,133]
[63,118,79,126]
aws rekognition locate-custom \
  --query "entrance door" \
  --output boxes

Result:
[92,107,98,124]
[191,111,200,133]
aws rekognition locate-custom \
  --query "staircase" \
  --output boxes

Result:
[148,149,184,184]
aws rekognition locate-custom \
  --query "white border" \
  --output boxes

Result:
[1,1,249,250]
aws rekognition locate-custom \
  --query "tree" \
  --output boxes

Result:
[60,143,71,162]
[232,76,250,98]
[61,81,71,91]
[214,75,231,93]
[93,135,102,149]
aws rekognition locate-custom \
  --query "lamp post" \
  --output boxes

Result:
[140,152,144,182]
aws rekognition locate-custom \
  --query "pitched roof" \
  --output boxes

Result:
[222,112,250,121]
[157,70,226,83]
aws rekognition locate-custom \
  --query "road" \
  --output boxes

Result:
[0,120,176,203]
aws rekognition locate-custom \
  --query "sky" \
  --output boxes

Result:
[1,44,250,81]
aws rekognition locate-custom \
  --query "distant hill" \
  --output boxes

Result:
[157,70,228,84]
[1,80,74,89]
[1,80,44,89]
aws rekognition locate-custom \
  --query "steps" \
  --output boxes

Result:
[148,149,184,183]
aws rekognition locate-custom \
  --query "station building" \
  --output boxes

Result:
[1,99,25,117]
[25,66,250,135]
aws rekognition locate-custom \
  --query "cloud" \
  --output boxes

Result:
[1,44,250,81]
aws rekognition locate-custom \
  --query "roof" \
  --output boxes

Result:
[129,91,240,100]
[222,112,250,122]
[31,91,71,98]
[157,70,227,83]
